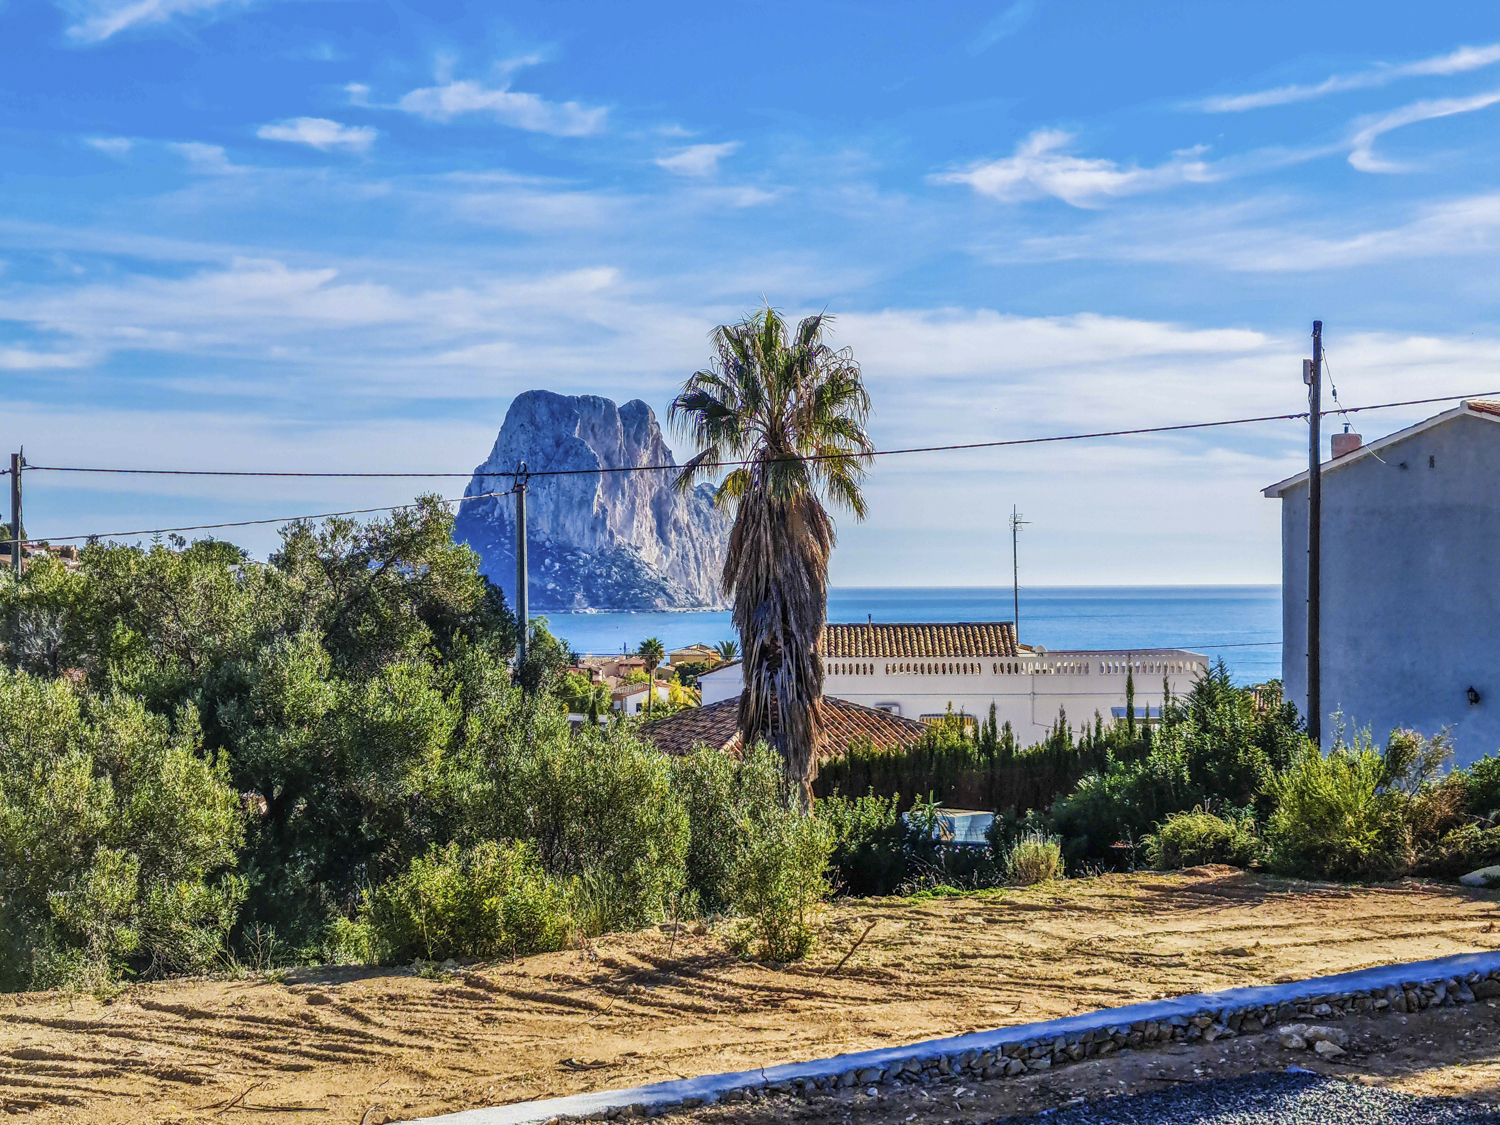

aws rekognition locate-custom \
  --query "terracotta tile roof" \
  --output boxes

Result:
[819,621,1019,659]
[641,696,928,763]
[1467,400,1500,418]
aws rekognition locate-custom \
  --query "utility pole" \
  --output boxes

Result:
[1010,506,1028,642]
[514,462,529,672]
[1306,322,1323,745]
[8,452,21,576]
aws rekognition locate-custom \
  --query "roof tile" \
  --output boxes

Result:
[641,696,928,762]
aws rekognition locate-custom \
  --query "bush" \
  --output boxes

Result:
[1265,736,1412,880]
[1146,807,1261,870]
[726,788,835,962]
[452,703,689,936]
[0,674,245,989]
[1002,831,1063,885]
[672,745,785,916]
[1417,823,1500,880]
[333,840,571,964]
[819,790,911,896]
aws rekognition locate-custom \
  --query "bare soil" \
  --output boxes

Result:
[9,868,1500,1124]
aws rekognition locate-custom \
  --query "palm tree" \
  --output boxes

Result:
[671,307,873,808]
[713,639,739,663]
[638,637,666,714]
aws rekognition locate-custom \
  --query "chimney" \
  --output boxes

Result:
[1332,425,1362,459]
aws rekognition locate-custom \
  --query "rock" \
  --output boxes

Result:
[1027,1057,1051,1071]
[1282,1034,1308,1050]
[1461,866,1500,887]
[1004,1058,1027,1076]
[1311,1003,1333,1017]
[1314,1040,1346,1058]
[1475,979,1500,1000]
[1302,1026,1349,1047]
[454,391,731,611]
[857,1067,881,1084]
[1457,985,1477,1004]
[864,1087,878,1097]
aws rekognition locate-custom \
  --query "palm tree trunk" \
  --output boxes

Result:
[728,490,832,811]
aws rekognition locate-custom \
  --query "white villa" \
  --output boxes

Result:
[698,622,1208,742]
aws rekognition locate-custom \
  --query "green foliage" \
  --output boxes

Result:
[1264,732,1414,881]
[819,790,909,896]
[332,840,571,964]
[713,639,738,662]
[0,673,244,989]
[1145,807,1262,870]
[1417,823,1500,880]
[673,661,712,690]
[725,785,835,962]
[1002,831,1063,885]
[671,745,785,915]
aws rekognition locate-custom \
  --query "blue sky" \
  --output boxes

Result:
[3,0,1500,584]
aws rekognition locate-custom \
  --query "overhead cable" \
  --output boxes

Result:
[19,388,1500,481]
[36,487,516,544]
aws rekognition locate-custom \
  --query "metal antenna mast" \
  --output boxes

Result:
[1010,506,1029,642]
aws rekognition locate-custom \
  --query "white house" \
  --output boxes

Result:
[1264,398,1500,764]
[697,622,1207,743]
[611,680,671,715]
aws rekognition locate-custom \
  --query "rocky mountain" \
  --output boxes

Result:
[453,391,731,612]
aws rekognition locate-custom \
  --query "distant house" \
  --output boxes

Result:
[697,625,1206,742]
[1264,399,1500,763]
[610,680,670,715]
[669,643,720,667]
[640,695,927,760]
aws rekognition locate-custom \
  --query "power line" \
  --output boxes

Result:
[35,487,517,544]
[20,388,1500,481]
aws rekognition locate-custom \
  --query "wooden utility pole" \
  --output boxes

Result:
[514,463,529,671]
[1306,322,1323,745]
[1010,506,1028,642]
[8,452,20,576]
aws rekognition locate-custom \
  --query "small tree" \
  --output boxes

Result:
[714,639,739,663]
[638,637,666,714]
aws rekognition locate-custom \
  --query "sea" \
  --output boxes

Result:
[543,585,1283,686]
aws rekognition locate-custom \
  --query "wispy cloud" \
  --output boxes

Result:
[397,77,606,136]
[968,0,1035,54]
[1197,43,1500,112]
[58,0,253,43]
[1348,90,1500,172]
[257,117,377,154]
[167,142,244,174]
[0,347,97,370]
[931,128,1218,207]
[655,142,740,177]
[85,136,133,158]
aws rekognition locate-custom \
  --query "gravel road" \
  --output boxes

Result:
[988,1070,1500,1124]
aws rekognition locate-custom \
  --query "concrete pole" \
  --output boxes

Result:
[9,453,20,576]
[1307,322,1323,745]
[514,463,529,672]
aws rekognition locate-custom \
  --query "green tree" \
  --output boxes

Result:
[713,639,739,662]
[670,307,874,808]
[638,637,665,715]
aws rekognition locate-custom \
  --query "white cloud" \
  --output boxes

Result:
[1197,43,1500,112]
[1348,90,1500,172]
[59,0,252,43]
[345,83,372,107]
[257,117,377,154]
[930,129,1218,207]
[85,136,133,158]
[167,142,243,175]
[397,79,606,136]
[655,142,740,177]
[968,0,1034,54]
[0,347,96,370]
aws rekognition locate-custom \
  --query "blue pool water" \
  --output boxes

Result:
[542,585,1282,685]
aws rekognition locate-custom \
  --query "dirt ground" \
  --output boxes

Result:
[9,868,1500,1124]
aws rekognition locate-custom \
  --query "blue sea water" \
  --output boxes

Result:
[543,585,1283,685]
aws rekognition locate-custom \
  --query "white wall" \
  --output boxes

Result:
[698,651,1207,742]
[1277,411,1500,763]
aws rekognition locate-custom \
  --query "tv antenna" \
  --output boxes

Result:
[1010,506,1029,642]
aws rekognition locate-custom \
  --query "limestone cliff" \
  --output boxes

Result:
[453,391,731,612]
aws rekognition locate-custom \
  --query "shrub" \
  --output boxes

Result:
[1146,807,1261,870]
[818,790,910,896]
[1265,736,1412,880]
[1002,831,1063,885]
[1417,823,1500,880]
[453,703,690,936]
[726,791,835,962]
[335,840,571,964]
[0,675,245,989]
[672,745,786,916]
